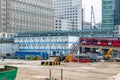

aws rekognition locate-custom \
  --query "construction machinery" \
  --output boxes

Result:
[115,53,120,62]
[64,53,73,62]
[103,48,113,61]
[55,40,81,62]
[41,40,82,66]
[90,6,96,29]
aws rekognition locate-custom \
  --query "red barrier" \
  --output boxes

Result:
[72,59,90,63]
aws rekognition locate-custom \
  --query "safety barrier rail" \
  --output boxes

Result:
[41,61,60,66]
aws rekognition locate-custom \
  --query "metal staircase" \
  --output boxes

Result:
[64,39,82,62]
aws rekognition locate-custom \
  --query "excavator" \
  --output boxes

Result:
[63,44,78,62]
[103,48,113,61]
[54,46,77,62]
[41,41,80,66]
[54,52,74,62]
[55,40,82,62]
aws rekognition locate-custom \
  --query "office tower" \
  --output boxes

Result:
[102,0,120,30]
[0,0,54,33]
[53,0,82,31]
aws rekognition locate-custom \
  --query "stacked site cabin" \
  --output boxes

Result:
[14,33,79,56]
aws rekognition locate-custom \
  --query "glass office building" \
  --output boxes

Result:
[114,0,120,25]
[102,0,120,30]
[0,0,54,33]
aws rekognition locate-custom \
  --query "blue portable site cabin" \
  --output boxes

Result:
[14,35,79,56]
[15,52,48,60]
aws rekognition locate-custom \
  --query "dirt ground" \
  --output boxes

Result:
[0,59,120,80]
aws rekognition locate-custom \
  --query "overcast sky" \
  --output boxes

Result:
[82,0,102,23]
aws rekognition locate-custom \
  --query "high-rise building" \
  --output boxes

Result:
[0,0,54,33]
[102,0,120,30]
[53,0,82,31]
[114,0,120,25]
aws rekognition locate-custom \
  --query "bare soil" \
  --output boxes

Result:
[0,59,120,80]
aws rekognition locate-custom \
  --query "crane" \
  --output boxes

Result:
[91,6,96,29]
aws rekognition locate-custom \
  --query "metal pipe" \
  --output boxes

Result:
[61,69,63,80]
[49,69,51,80]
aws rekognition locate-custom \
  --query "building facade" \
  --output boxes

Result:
[53,0,82,31]
[0,32,19,57]
[14,35,79,56]
[0,0,54,33]
[114,0,120,25]
[83,21,91,30]
[54,18,71,31]
[102,0,120,30]
[95,23,102,29]
[114,25,120,37]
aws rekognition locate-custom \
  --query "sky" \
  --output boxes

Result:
[82,0,102,23]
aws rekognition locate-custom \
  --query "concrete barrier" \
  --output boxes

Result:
[41,61,60,66]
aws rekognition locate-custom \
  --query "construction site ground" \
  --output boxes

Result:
[0,59,120,80]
